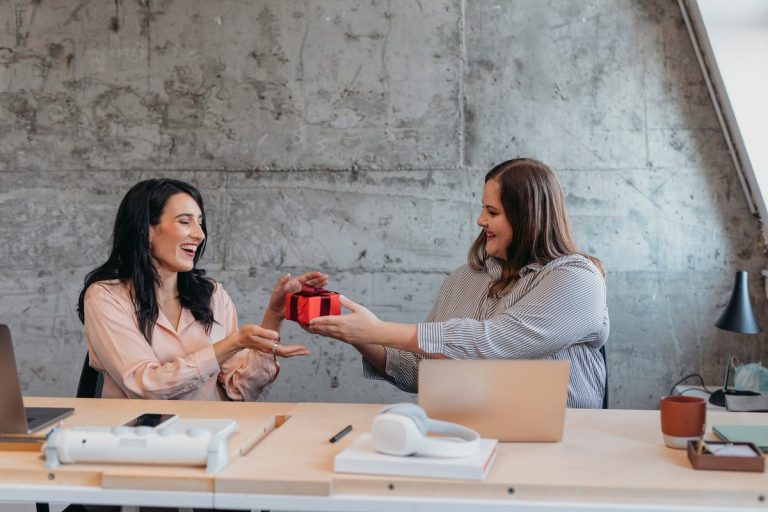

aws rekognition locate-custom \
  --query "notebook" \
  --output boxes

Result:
[713,425,768,451]
[334,433,498,480]
[419,359,570,442]
[0,325,74,434]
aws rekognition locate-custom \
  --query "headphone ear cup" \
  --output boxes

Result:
[378,403,429,435]
[372,413,423,456]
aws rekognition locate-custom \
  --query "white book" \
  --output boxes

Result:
[334,433,498,481]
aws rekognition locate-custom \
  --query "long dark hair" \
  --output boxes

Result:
[77,179,216,342]
[469,158,604,297]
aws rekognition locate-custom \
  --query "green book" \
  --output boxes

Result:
[712,425,768,451]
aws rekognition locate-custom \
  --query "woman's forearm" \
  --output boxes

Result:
[375,322,419,352]
[374,322,448,357]
[306,296,434,356]
[213,332,243,365]
[261,309,283,332]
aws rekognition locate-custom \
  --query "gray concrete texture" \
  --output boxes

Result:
[0,0,765,409]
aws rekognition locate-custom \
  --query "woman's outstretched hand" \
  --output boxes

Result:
[307,295,383,345]
[266,271,329,319]
[238,324,311,357]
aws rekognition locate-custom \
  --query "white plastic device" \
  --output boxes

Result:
[44,418,237,473]
[372,403,481,458]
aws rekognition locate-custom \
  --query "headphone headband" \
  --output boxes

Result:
[372,403,481,458]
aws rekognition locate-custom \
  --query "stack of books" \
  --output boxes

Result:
[334,433,498,481]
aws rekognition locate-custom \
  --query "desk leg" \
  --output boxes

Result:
[35,504,50,512]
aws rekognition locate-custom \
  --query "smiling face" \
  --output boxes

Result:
[477,179,514,260]
[149,192,205,277]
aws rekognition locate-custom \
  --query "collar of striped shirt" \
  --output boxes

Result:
[484,257,543,279]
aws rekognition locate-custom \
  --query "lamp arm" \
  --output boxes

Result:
[721,337,734,392]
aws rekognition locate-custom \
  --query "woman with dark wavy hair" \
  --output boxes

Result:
[309,159,608,408]
[78,178,326,400]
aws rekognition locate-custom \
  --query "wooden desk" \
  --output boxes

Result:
[2,398,768,511]
[216,402,383,496]
[217,404,768,512]
[0,397,292,508]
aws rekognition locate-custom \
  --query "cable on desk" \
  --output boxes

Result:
[676,386,711,396]
[669,373,714,397]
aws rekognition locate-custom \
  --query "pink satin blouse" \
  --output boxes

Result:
[83,280,278,401]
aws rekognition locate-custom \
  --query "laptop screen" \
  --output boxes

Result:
[0,325,73,434]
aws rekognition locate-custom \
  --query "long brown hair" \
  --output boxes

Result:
[469,158,604,297]
[78,179,216,343]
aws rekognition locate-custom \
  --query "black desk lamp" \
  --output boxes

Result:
[709,271,762,407]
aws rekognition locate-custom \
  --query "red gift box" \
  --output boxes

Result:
[285,284,341,324]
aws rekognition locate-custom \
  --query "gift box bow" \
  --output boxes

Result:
[294,284,337,298]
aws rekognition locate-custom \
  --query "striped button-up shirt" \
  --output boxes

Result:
[364,254,609,408]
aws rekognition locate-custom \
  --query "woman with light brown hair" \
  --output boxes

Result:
[309,158,608,408]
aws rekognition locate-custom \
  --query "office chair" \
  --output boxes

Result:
[76,353,103,399]
[600,345,609,409]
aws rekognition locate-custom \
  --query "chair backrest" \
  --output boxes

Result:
[600,345,608,409]
[76,353,103,398]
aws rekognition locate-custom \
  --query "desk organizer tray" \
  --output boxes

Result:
[687,441,765,472]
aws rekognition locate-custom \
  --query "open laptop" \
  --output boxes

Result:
[0,324,74,434]
[418,359,570,442]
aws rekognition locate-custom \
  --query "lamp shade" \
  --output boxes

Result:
[714,271,762,334]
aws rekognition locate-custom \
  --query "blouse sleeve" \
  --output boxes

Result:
[417,260,606,359]
[84,285,220,400]
[216,288,279,401]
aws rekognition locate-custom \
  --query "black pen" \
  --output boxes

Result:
[329,424,353,443]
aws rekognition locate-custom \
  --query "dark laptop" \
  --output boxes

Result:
[0,324,74,434]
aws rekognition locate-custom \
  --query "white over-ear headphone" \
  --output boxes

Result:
[371,403,481,458]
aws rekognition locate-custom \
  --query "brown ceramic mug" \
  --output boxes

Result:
[659,395,706,449]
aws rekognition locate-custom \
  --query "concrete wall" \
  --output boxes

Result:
[1,0,765,409]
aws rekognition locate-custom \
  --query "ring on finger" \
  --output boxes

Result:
[271,342,278,356]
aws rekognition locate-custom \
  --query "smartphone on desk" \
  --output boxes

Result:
[123,413,178,428]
